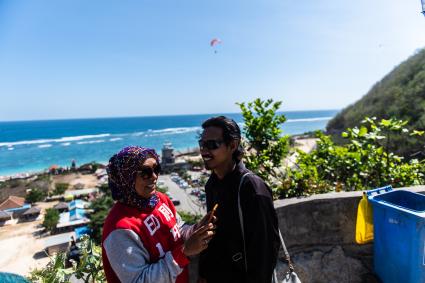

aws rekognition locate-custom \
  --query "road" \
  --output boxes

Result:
[159,175,206,216]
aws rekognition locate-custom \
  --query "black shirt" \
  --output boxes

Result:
[199,162,280,283]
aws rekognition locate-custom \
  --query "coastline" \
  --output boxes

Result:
[0,138,318,181]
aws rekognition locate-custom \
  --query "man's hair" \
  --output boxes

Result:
[201,116,244,161]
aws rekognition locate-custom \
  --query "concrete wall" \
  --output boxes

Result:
[189,186,425,283]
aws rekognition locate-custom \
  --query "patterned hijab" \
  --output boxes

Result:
[107,146,160,210]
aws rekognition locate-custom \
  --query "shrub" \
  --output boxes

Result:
[26,188,46,203]
[43,208,60,233]
[276,117,425,198]
[28,235,105,283]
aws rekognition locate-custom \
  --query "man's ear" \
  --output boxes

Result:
[230,140,239,153]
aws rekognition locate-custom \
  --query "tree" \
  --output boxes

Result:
[237,98,290,183]
[26,188,45,204]
[88,194,114,244]
[178,211,202,225]
[53,183,69,196]
[43,208,60,233]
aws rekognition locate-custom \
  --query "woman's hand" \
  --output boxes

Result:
[194,210,217,231]
[182,222,215,257]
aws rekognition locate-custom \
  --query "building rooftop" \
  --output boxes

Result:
[44,232,75,249]
[0,210,12,221]
[0,196,26,211]
[22,206,41,215]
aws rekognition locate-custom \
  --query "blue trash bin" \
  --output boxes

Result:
[367,186,425,283]
[0,272,29,283]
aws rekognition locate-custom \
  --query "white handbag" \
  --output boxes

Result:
[272,229,302,283]
[237,173,302,283]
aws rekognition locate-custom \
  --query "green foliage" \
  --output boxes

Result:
[53,183,69,196]
[175,169,191,181]
[156,185,168,194]
[178,211,202,225]
[276,118,425,198]
[88,193,114,244]
[72,235,105,283]
[27,252,73,283]
[26,188,46,203]
[186,158,204,168]
[43,208,60,232]
[35,174,51,182]
[198,176,208,187]
[327,48,425,159]
[98,183,109,194]
[237,98,290,182]
[27,235,105,283]
[8,178,23,188]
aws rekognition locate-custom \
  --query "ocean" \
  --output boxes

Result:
[0,110,338,177]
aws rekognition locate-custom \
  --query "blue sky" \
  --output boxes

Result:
[1,0,425,121]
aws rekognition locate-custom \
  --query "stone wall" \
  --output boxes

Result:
[189,186,425,283]
[273,186,425,283]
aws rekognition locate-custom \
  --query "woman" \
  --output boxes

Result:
[102,146,214,283]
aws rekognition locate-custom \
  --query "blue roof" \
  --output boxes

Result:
[69,208,86,220]
[4,204,31,212]
[74,226,92,239]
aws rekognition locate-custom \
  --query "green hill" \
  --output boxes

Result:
[326,48,425,159]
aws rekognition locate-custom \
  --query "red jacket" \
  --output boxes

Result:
[102,192,190,283]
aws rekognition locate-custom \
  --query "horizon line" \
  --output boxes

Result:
[0,108,340,123]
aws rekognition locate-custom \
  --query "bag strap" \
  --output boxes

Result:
[279,228,295,272]
[237,172,252,272]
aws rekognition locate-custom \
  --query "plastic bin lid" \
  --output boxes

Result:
[367,185,425,215]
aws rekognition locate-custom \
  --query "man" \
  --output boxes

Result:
[198,116,280,283]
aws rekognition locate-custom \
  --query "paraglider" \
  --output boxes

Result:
[421,0,425,15]
[210,38,222,53]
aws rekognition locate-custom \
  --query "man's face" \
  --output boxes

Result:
[199,126,235,171]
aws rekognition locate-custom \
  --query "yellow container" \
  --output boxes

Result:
[355,193,374,244]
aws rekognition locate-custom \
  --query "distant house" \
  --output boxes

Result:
[56,207,90,233]
[53,202,69,213]
[44,232,75,255]
[160,142,191,173]
[0,196,26,210]
[0,211,12,226]
[0,196,31,218]
[20,206,41,222]
[64,188,99,200]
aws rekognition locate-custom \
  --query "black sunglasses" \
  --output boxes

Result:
[198,139,224,150]
[137,165,161,179]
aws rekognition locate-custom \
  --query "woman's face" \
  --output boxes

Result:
[134,157,159,198]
